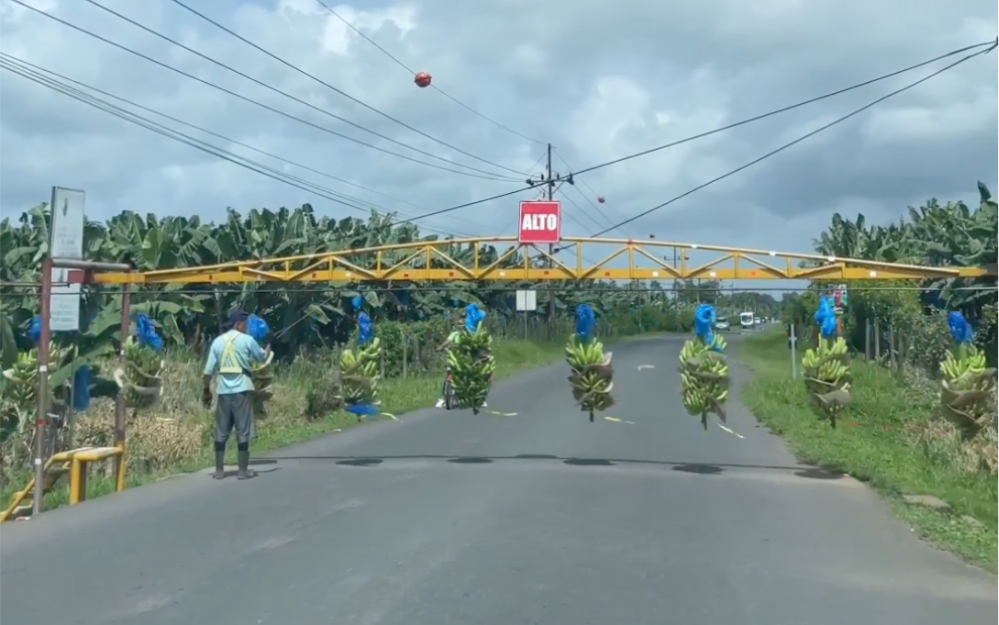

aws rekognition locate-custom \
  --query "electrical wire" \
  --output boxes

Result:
[0,58,478,239]
[591,43,997,237]
[0,58,534,237]
[0,52,491,234]
[162,0,529,177]
[551,148,620,233]
[11,0,521,183]
[570,39,998,177]
[312,0,546,147]
[80,0,521,181]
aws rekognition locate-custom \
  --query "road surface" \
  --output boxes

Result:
[1,335,995,624]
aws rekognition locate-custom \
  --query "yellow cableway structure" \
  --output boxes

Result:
[89,237,995,285]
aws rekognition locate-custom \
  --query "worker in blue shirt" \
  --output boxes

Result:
[202,310,269,480]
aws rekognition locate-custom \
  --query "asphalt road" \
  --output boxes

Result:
[1,335,995,625]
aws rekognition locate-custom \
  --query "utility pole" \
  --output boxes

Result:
[546,143,556,336]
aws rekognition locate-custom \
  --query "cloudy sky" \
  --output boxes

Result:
[0,0,995,284]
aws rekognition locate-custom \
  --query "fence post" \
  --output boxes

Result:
[864,317,871,360]
[888,324,896,369]
[402,333,408,379]
[790,323,798,380]
[873,318,881,363]
[896,333,905,379]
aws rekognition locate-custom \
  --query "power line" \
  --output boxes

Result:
[591,43,997,237]
[551,148,619,232]
[0,53,490,234]
[1,58,531,237]
[312,0,546,147]
[12,0,519,183]
[0,58,478,239]
[570,40,998,177]
[164,0,529,177]
[79,0,520,181]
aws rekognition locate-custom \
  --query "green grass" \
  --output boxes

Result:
[2,337,565,516]
[739,329,998,572]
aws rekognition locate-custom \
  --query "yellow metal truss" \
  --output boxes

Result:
[90,237,996,285]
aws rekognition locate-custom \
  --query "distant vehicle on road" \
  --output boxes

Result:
[740,311,755,330]
[715,317,730,332]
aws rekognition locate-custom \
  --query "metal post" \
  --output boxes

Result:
[545,143,556,334]
[34,258,53,516]
[789,323,798,380]
[113,282,130,491]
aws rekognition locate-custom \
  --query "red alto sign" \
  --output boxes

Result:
[518,200,561,244]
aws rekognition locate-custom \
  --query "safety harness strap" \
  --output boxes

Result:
[218,334,250,376]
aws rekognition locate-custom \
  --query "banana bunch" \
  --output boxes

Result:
[340,337,382,410]
[801,337,851,426]
[565,335,614,421]
[448,327,495,414]
[939,345,997,439]
[251,352,275,416]
[678,335,730,429]
[114,336,165,411]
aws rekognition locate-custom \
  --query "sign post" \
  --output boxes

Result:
[518,200,561,245]
[516,289,537,339]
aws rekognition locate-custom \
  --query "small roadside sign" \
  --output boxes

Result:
[516,289,537,312]
[48,187,86,332]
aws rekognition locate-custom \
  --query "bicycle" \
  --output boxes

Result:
[442,367,457,410]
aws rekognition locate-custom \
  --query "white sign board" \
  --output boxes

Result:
[50,268,82,332]
[49,187,85,259]
[516,289,537,312]
[48,187,86,331]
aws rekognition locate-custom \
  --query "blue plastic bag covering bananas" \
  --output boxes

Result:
[27,315,92,410]
[341,311,382,419]
[800,296,851,427]
[116,313,166,411]
[940,311,996,439]
[679,304,730,429]
[448,304,495,413]
[565,304,614,422]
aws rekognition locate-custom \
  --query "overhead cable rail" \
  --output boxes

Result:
[87,238,997,285]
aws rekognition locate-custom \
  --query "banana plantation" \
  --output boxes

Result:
[782,181,998,371]
[1,203,696,357]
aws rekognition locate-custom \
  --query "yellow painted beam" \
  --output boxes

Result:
[88,238,997,285]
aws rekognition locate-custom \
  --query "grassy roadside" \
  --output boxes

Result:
[2,338,564,515]
[738,330,998,572]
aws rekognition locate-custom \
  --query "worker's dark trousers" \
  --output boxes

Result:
[215,391,254,445]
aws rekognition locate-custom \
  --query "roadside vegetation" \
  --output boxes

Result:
[742,182,998,571]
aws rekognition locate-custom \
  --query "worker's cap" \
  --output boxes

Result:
[228,310,250,324]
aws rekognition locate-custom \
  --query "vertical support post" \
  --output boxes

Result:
[888,324,896,369]
[113,281,131,493]
[864,317,871,360]
[789,322,798,380]
[34,257,53,516]
[401,332,408,379]
[546,143,556,338]
[873,318,881,364]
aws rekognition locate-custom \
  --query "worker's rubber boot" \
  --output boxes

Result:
[212,450,226,480]
[237,449,256,480]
